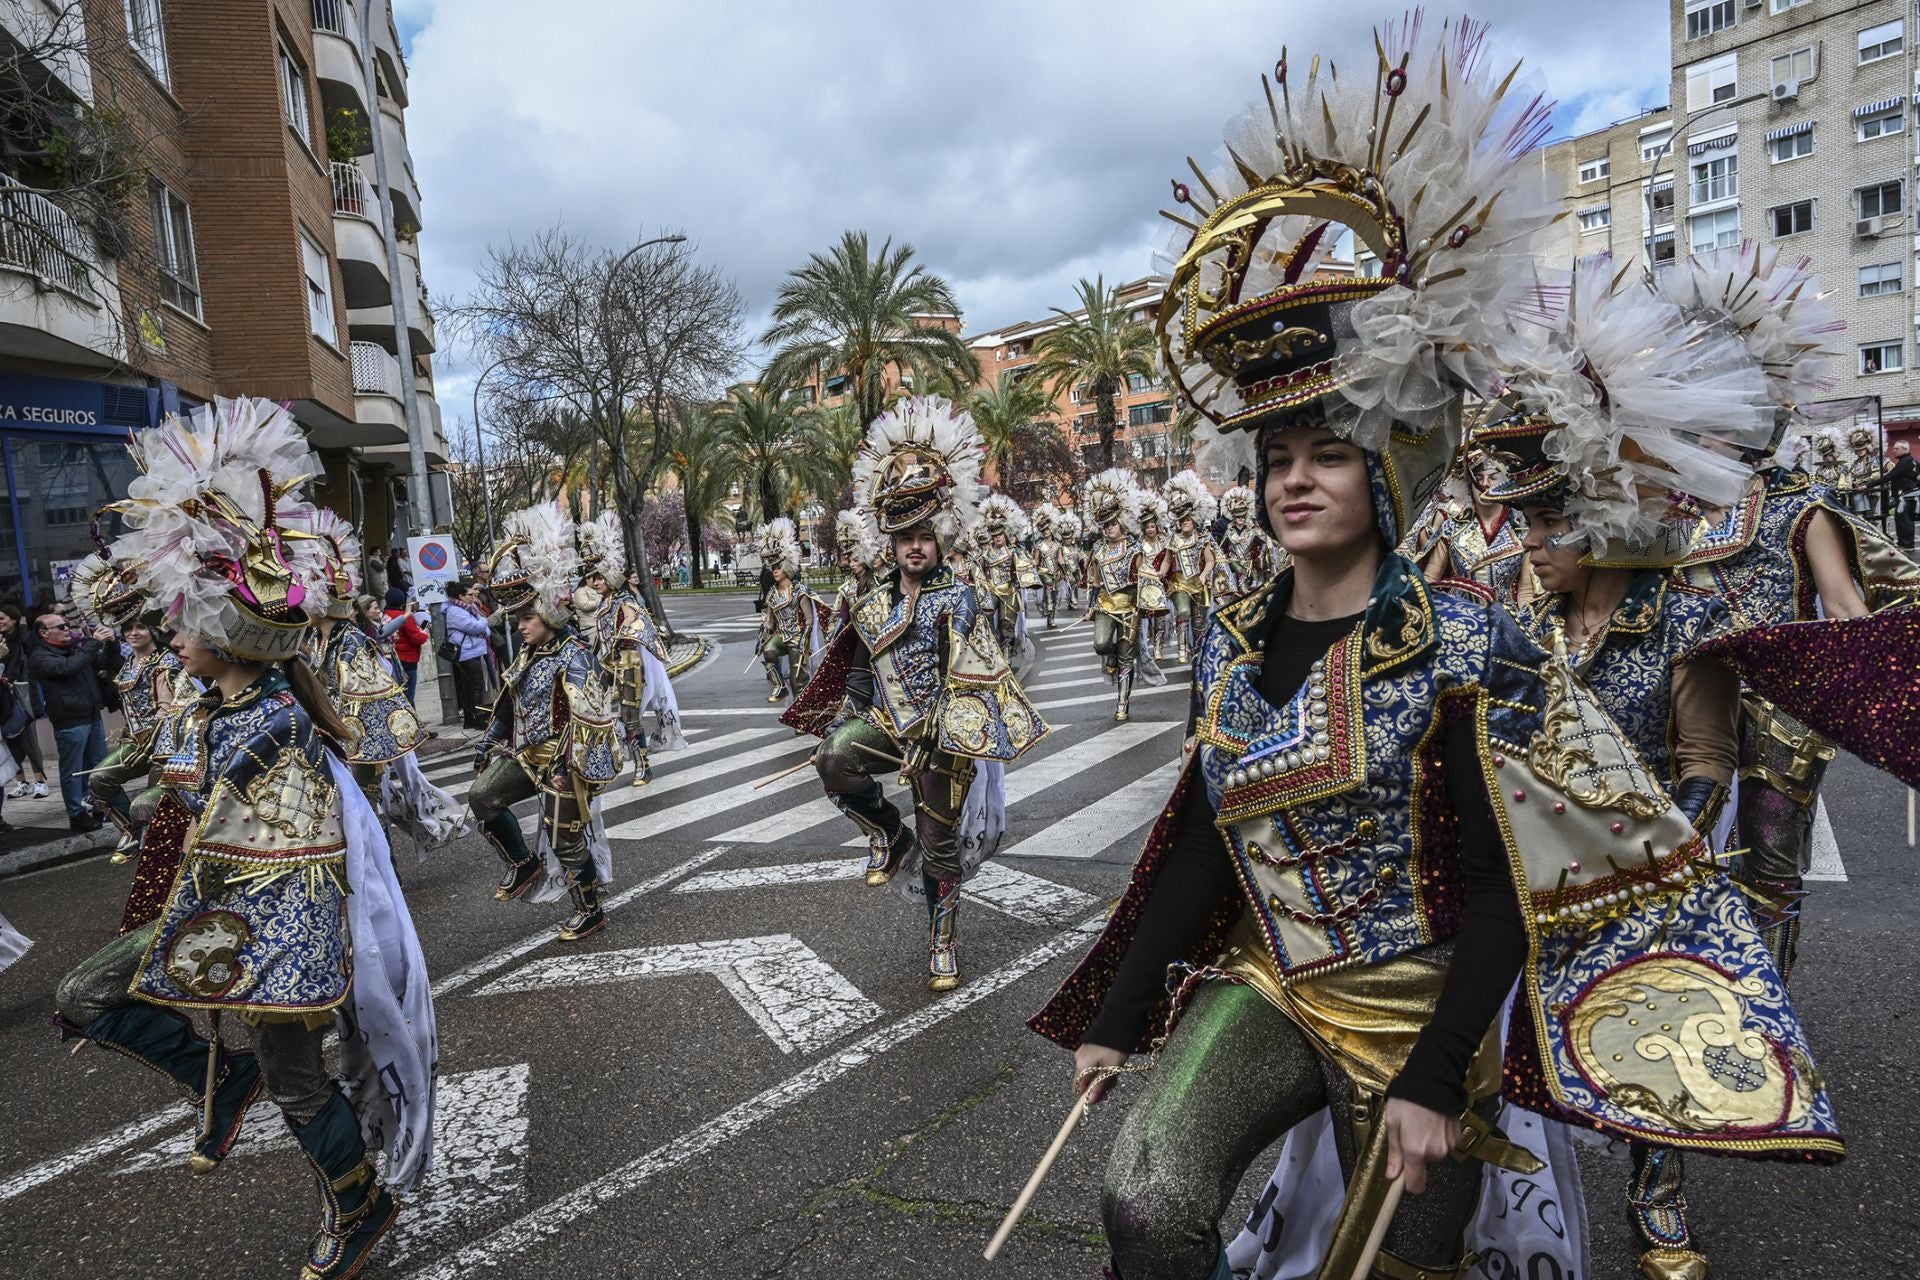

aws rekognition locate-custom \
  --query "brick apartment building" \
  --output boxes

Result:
[1535,0,1920,456]
[0,0,447,607]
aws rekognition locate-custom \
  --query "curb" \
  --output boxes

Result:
[0,825,119,879]
[665,636,711,678]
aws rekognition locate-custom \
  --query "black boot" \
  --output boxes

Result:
[863,825,914,887]
[291,1090,400,1280]
[558,879,606,941]
[483,813,542,902]
[60,1004,262,1172]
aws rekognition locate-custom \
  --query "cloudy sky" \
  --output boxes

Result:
[391,0,1673,434]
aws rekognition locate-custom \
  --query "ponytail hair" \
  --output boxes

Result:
[284,655,355,756]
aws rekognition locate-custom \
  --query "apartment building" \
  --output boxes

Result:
[1540,0,1920,443]
[0,0,447,606]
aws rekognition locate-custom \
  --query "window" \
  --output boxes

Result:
[1769,128,1812,162]
[1857,108,1904,142]
[148,181,199,318]
[791,385,816,405]
[1645,182,1675,228]
[824,375,850,396]
[1577,156,1610,184]
[1685,0,1734,40]
[1689,207,1740,253]
[1684,54,1738,111]
[1647,231,1677,265]
[1859,263,1902,297]
[1577,206,1612,233]
[1690,152,1738,204]
[1639,130,1671,164]
[1859,341,1903,374]
[1858,181,1904,219]
[1072,413,1096,434]
[1770,47,1815,89]
[278,44,312,146]
[1070,381,1088,404]
[1127,402,1171,428]
[123,0,169,85]
[300,232,336,344]
[1859,19,1903,63]
[1770,0,1807,11]
[1770,200,1813,237]
[1126,372,1152,394]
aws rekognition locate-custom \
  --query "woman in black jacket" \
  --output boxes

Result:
[0,604,51,799]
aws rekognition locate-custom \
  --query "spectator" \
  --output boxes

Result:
[442,581,492,730]
[27,612,121,831]
[365,547,388,600]
[387,547,412,592]
[382,587,430,704]
[1872,440,1918,550]
[350,594,382,641]
[0,605,50,799]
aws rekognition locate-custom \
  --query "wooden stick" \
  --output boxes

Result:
[200,1012,221,1141]
[849,739,906,768]
[1346,1174,1406,1280]
[753,755,816,790]
[983,1093,1092,1262]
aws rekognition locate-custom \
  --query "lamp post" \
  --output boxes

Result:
[470,354,508,556]
[591,232,688,509]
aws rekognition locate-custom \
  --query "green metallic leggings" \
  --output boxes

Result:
[814,718,971,880]
[1102,981,1487,1279]
[469,756,592,882]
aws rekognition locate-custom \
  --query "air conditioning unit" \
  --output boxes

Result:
[1772,81,1798,101]
[1857,215,1889,236]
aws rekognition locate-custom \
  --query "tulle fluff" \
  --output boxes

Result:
[1163,469,1218,527]
[1083,468,1142,535]
[850,396,987,545]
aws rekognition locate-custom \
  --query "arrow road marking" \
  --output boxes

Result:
[399,915,1103,1280]
[474,935,882,1056]
[1807,797,1847,882]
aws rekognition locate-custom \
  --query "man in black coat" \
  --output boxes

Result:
[1871,440,1918,549]
[27,613,121,830]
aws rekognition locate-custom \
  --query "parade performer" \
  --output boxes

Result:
[575,509,683,786]
[1052,508,1086,613]
[1215,483,1281,600]
[471,501,623,940]
[1026,24,1841,1280]
[1658,242,1920,982]
[52,396,435,1279]
[1844,425,1880,517]
[290,508,464,855]
[1030,504,1065,628]
[1163,470,1219,662]
[1808,429,1844,489]
[782,397,1049,992]
[1133,491,1177,660]
[71,554,183,863]
[1410,445,1530,602]
[977,493,1036,654]
[1082,469,1151,722]
[1474,261,1781,1280]
[830,507,884,637]
[756,517,821,704]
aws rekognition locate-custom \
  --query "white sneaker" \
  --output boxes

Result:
[32,781,48,798]
[4,781,26,799]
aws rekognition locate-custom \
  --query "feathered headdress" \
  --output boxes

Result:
[1476,259,1774,559]
[1029,504,1055,534]
[833,508,881,566]
[104,396,325,662]
[758,516,802,575]
[1220,485,1259,522]
[979,493,1030,541]
[576,509,627,586]
[1084,468,1142,535]
[285,506,362,620]
[1153,15,1558,539]
[1655,243,1841,456]
[851,396,986,544]
[67,553,147,628]
[1137,491,1172,538]
[487,500,578,624]
[1051,508,1083,542]
[1163,470,1218,527]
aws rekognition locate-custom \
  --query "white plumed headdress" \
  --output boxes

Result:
[1163,470,1217,527]
[757,516,802,575]
[834,508,881,566]
[576,509,627,586]
[979,493,1029,541]
[487,500,579,624]
[1083,468,1141,535]
[285,505,362,620]
[851,396,986,545]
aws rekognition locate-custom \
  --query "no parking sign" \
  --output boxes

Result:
[406,534,461,607]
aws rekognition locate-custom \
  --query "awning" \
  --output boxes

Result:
[1853,96,1902,118]
[1687,133,1737,155]
[1578,204,1610,217]
[1764,120,1813,141]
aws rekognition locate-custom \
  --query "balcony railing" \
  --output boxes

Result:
[1690,175,1738,205]
[351,340,401,398]
[312,0,355,40]
[0,175,94,297]
[332,161,375,219]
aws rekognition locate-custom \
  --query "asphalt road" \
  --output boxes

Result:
[0,590,1912,1279]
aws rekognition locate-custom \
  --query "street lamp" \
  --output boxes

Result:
[591,233,689,511]
[470,354,509,558]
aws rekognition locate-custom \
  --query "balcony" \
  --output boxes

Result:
[310,0,371,120]
[346,339,409,446]
[330,161,389,310]
[372,9,408,107]
[0,175,123,368]
[377,99,421,233]
[347,245,434,355]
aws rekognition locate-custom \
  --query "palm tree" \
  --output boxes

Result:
[801,399,866,510]
[761,231,980,429]
[665,402,740,588]
[967,371,1055,496]
[1030,275,1157,471]
[712,382,838,523]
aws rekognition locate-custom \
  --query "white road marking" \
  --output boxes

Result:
[1001,758,1183,860]
[432,847,731,997]
[397,916,1103,1280]
[0,1105,182,1202]
[675,857,869,894]
[682,707,794,717]
[959,861,1100,924]
[476,934,882,1056]
[1032,682,1188,711]
[602,756,818,840]
[421,726,764,802]
[1806,797,1847,882]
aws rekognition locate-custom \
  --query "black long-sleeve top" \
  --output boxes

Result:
[1083,602,1529,1116]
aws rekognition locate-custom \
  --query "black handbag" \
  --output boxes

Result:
[436,638,461,664]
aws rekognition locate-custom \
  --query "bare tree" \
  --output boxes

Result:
[450,230,743,630]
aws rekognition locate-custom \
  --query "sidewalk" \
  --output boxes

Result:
[0,634,713,879]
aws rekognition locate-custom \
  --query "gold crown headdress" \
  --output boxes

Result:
[68,553,147,628]
[851,396,986,543]
[487,500,578,624]
[285,506,362,620]
[1163,470,1217,526]
[576,509,628,585]
[1083,468,1142,535]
